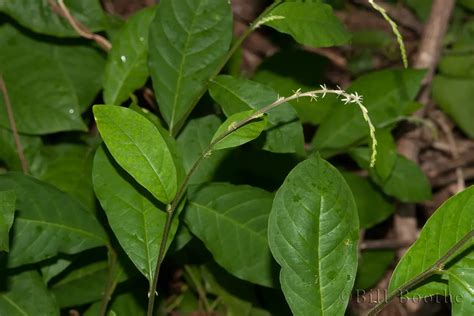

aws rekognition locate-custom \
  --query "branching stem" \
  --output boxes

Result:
[146,87,377,315]
[367,229,474,315]
[0,73,29,174]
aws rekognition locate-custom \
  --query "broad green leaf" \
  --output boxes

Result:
[0,27,87,134]
[0,0,107,37]
[148,0,233,134]
[449,267,474,315]
[0,173,108,267]
[253,49,330,125]
[378,155,432,203]
[51,261,127,307]
[177,115,228,185]
[313,69,425,152]
[439,54,474,78]
[264,2,350,47]
[0,127,42,171]
[349,149,432,202]
[93,146,178,281]
[268,155,359,315]
[52,45,105,113]
[389,186,474,297]
[0,271,58,316]
[355,250,395,290]
[32,144,96,212]
[0,190,15,252]
[104,7,155,105]
[93,105,177,204]
[85,293,146,316]
[184,183,276,287]
[211,110,267,151]
[209,75,304,154]
[432,76,474,138]
[341,172,394,229]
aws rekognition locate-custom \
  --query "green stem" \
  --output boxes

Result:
[367,229,474,315]
[169,0,283,137]
[147,87,376,315]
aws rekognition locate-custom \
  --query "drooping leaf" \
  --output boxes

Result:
[93,146,178,281]
[177,115,228,185]
[0,127,42,171]
[268,155,359,315]
[341,171,394,229]
[0,173,108,268]
[312,69,425,152]
[32,144,96,212]
[264,2,350,47]
[211,110,267,151]
[432,76,474,138]
[93,105,177,204]
[0,0,107,37]
[0,25,87,134]
[148,0,233,134]
[184,183,277,287]
[389,186,474,297]
[0,190,15,252]
[355,250,395,290]
[103,7,155,105]
[0,271,59,316]
[209,75,304,154]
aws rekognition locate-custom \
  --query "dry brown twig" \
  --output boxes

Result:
[0,73,29,174]
[56,0,112,51]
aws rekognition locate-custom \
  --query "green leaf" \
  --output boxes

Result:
[312,69,425,152]
[449,267,474,315]
[341,172,394,229]
[0,190,15,252]
[209,75,304,154]
[211,110,267,151]
[177,115,228,185]
[389,186,474,297]
[148,0,233,133]
[93,105,177,204]
[379,155,432,203]
[0,0,107,37]
[264,2,350,47]
[355,250,395,290]
[103,7,155,105]
[0,26,87,134]
[0,128,42,171]
[372,130,397,181]
[93,146,178,281]
[0,271,59,316]
[85,293,146,316]
[51,261,127,308]
[32,144,96,212]
[432,76,474,138]
[41,259,72,283]
[184,183,276,287]
[268,155,359,315]
[253,49,330,125]
[0,173,108,268]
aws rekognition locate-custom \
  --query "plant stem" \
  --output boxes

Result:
[169,0,283,137]
[146,87,376,315]
[0,73,29,174]
[367,229,474,315]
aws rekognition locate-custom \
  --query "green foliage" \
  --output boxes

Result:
[268,155,359,315]
[148,0,233,134]
[93,105,177,204]
[0,1,473,315]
